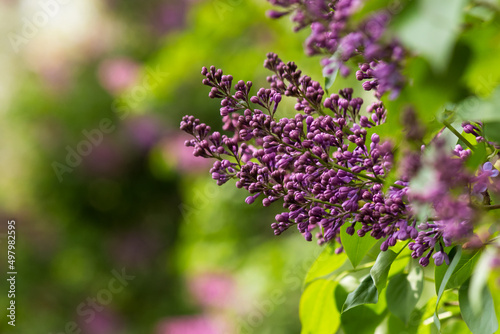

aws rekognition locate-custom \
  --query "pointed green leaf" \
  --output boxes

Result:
[300,279,340,334]
[435,249,481,291]
[434,246,462,331]
[342,275,379,313]
[341,224,378,268]
[304,244,348,287]
[459,279,498,334]
[370,249,398,293]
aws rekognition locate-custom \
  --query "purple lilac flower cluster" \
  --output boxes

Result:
[180,53,500,267]
[183,57,423,256]
[267,0,405,98]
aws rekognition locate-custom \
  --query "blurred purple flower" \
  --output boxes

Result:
[81,140,125,177]
[109,230,161,269]
[98,58,140,94]
[125,115,164,150]
[188,272,236,309]
[79,309,123,334]
[153,1,192,34]
[156,315,230,334]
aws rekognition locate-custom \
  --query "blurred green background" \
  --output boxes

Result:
[0,0,331,333]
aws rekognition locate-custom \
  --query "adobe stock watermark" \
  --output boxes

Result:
[51,66,168,182]
[7,0,73,54]
[212,0,243,20]
[49,268,135,334]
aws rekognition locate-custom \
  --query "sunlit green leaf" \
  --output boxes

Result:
[393,0,467,71]
[340,223,378,268]
[304,243,348,287]
[434,246,462,331]
[300,279,340,334]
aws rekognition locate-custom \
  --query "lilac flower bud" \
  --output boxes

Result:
[245,193,261,205]
[418,223,428,230]
[419,257,430,267]
[346,225,355,235]
[432,251,449,266]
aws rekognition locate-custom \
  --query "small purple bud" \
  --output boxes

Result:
[419,257,430,267]
[432,251,446,266]
[418,223,428,230]
[267,10,289,19]
[346,225,355,235]
[274,93,282,103]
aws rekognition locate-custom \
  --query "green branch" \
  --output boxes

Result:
[442,119,475,151]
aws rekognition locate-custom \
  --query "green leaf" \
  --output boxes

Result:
[441,319,476,334]
[434,246,454,293]
[342,275,379,313]
[483,121,500,144]
[465,142,487,171]
[459,279,499,334]
[386,266,424,324]
[370,249,398,293]
[469,248,495,314]
[341,303,387,334]
[304,243,348,286]
[434,246,462,331]
[340,223,378,268]
[387,310,424,334]
[435,249,481,291]
[324,68,339,91]
[300,279,340,334]
[393,0,467,72]
[322,52,340,91]
[447,250,481,289]
[334,281,349,313]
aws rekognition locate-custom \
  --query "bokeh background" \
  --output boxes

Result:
[0,0,349,333]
